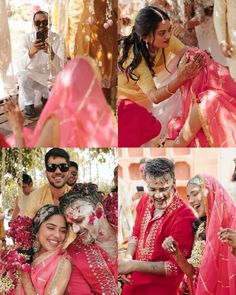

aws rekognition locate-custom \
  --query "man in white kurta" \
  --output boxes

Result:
[17,10,65,116]
[214,0,236,80]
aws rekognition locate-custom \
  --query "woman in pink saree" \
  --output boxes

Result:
[118,6,236,147]
[162,174,236,295]
[164,49,236,147]
[4,56,117,147]
[11,205,71,295]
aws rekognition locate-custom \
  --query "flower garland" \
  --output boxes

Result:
[103,192,118,230]
[187,222,206,268]
[0,216,33,294]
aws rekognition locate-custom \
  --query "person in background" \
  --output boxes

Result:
[12,173,34,219]
[214,0,236,81]
[17,10,65,117]
[0,207,5,248]
[67,161,78,189]
[22,148,70,218]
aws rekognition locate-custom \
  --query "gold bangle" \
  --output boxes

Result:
[165,84,175,95]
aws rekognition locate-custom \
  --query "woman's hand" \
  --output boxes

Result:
[178,52,206,82]
[218,228,236,248]
[172,23,185,37]
[162,236,180,255]
[3,99,24,132]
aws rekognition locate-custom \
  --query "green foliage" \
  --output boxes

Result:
[0,148,117,210]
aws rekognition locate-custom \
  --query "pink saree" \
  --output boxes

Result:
[10,249,68,295]
[168,49,236,147]
[30,249,67,295]
[7,57,117,147]
[196,174,236,295]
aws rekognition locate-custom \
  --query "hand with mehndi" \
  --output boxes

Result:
[218,228,236,248]
[162,236,179,255]
[178,51,206,82]
[4,99,24,133]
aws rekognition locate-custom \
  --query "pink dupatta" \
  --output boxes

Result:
[168,49,236,147]
[196,174,236,295]
[7,57,117,147]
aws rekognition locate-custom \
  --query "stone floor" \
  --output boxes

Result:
[0,99,42,137]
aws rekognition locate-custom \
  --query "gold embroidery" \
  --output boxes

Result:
[137,196,183,261]
[75,243,117,294]
[197,103,215,146]
[76,76,96,113]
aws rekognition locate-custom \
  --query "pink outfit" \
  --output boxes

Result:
[168,48,236,147]
[196,174,236,295]
[7,57,117,147]
[31,249,66,295]
[10,249,67,295]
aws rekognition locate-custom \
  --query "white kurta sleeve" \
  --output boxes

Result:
[17,33,33,72]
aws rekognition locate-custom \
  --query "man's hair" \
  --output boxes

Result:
[18,173,32,185]
[45,148,70,165]
[59,183,104,213]
[139,158,148,165]
[69,161,78,171]
[33,10,48,22]
[144,158,175,179]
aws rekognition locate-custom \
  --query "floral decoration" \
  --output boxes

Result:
[0,216,33,294]
[103,192,118,229]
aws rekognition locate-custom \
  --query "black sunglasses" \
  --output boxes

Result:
[46,163,69,172]
[34,20,48,27]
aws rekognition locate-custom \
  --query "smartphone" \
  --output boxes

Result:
[36,31,46,43]
[136,186,144,192]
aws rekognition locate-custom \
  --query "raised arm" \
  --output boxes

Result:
[4,100,25,147]
[147,52,205,105]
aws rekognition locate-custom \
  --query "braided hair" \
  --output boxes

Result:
[118,6,170,82]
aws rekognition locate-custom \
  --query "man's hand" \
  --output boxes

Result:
[172,23,185,37]
[118,257,134,275]
[29,40,45,58]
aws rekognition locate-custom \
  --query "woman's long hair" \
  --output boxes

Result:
[118,6,170,81]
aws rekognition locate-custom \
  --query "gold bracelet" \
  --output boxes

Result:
[165,84,175,95]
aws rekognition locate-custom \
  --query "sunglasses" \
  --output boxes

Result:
[46,163,69,172]
[34,20,48,27]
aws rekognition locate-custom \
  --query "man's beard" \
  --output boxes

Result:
[48,178,66,189]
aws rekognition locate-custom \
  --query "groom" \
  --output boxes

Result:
[59,183,118,295]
